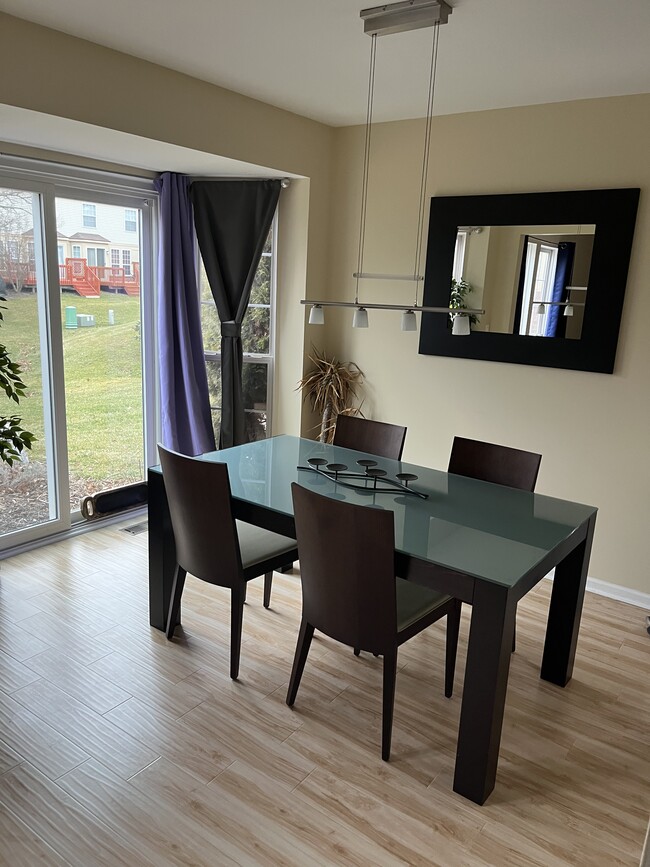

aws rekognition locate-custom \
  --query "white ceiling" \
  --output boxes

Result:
[2,0,650,127]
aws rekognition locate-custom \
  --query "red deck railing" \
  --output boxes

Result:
[16,258,140,296]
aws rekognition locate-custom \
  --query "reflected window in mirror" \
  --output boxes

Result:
[420,189,639,373]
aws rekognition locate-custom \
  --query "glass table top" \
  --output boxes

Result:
[152,435,596,589]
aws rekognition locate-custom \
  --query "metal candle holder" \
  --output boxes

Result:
[297,457,428,499]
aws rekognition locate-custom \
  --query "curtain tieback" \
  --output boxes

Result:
[221,321,241,338]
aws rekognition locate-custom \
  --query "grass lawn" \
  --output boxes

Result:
[2,291,144,485]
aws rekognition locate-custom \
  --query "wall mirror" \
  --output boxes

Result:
[419,189,640,373]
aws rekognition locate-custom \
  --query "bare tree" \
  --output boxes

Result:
[0,190,34,292]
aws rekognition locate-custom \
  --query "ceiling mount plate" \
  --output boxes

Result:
[360,0,452,37]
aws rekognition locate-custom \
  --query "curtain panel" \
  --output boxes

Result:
[190,179,280,448]
[155,172,216,456]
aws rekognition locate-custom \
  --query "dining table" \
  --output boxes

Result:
[147,434,597,806]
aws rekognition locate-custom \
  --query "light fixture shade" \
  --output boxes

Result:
[308,304,324,325]
[352,307,369,328]
[536,302,546,315]
[451,314,470,336]
[563,304,574,317]
[401,310,417,331]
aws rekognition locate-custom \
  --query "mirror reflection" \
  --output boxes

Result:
[452,224,596,339]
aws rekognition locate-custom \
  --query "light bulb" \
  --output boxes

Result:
[308,304,324,325]
[536,302,546,315]
[352,307,369,328]
[563,304,574,317]
[401,310,417,332]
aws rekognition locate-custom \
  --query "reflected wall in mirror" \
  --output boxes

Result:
[420,189,640,373]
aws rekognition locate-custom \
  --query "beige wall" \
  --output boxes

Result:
[0,12,335,438]
[324,95,650,595]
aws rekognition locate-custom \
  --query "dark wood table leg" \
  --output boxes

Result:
[453,581,516,805]
[541,514,596,686]
[147,469,178,631]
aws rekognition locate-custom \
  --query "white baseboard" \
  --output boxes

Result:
[585,576,650,610]
[543,569,649,609]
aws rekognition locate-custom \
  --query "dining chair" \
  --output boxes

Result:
[332,415,407,461]
[286,482,461,761]
[448,436,542,493]
[447,436,542,653]
[266,415,408,610]
[157,444,298,679]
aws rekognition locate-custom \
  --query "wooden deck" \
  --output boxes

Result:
[0,521,648,865]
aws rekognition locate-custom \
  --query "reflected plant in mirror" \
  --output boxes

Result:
[419,189,640,373]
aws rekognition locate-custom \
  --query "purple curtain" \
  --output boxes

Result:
[545,242,575,337]
[155,172,215,455]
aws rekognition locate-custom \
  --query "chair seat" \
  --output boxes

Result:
[235,521,296,569]
[396,577,452,633]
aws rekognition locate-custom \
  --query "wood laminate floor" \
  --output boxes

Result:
[0,521,648,866]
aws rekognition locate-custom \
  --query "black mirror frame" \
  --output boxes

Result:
[418,188,640,373]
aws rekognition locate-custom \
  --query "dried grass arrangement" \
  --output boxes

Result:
[298,348,364,443]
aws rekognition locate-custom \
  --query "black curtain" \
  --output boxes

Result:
[190,180,280,448]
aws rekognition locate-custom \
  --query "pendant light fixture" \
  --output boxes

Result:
[302,0,483,334]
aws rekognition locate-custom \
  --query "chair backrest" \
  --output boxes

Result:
[448,436,541,492]
[158,445,242,586]
[291,483,397,652]
[333,415,407,461]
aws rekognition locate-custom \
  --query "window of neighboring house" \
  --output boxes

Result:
[82,203,96,228]
[86,248,106,268]
[27,241,35,263]
[57,245,64,265]
[124,209,137,232]
[8,240,19,260]
[122,250,131,275]
[72,245,81,258]
[200,219,276,444]
[111,249,120,267]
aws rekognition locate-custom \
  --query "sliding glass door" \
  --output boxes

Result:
[0,163,155,551]
[0,184,65,541]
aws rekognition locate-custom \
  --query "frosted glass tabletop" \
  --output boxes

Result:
[165,435,597,590]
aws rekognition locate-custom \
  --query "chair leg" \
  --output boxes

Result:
[382,648,398,761]
[445,599,462,698]
[512,618,517,654]
[263,572,273,609]
[166,565,187,640]
[286,619,314,707]
[230,585,246,680]
[354,648,360,656]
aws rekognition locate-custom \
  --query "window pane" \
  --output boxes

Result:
[250,251,271,304]
[56,197,145,513]
[0,188,57,537]
[205,357,222,410]
[201,303,221,351]
[243,362,268,441]
[241,306,270,355]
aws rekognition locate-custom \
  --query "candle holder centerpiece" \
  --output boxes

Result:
[297,457,428,499]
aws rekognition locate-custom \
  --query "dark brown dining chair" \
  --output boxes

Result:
[448,436,542,493]
[266,415,408,610]
[448,436,541,653]
[332,415,407,461]
[286,482,461,761]
[157,444,298,679]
